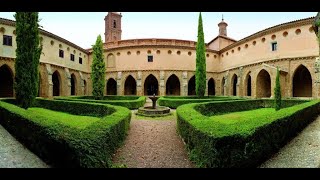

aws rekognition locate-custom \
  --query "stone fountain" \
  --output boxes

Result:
[137,94,170,117]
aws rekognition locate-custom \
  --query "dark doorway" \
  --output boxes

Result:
[221,77,225,96]
[188,76,196,95]
[232,74,238,96]
[124,75,137,95]
[256,69,271,98]
[0,65,13,97]
[293,65,312,97]
[166,74,180,95]
[71,74,76,95]
[144,74,159,95]
[208,78,215,96]
[52,71,60,96]
[107,78,117,95]
[247,75,252,96]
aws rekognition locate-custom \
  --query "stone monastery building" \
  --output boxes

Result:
[0,12,319,98]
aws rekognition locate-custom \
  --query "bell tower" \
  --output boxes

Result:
[218,15,228,36]
[104,12,122,42]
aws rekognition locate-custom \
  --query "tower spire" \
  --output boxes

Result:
[218,15,228,36]
[222,14,224,21]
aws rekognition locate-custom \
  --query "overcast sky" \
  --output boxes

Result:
[0,12,316,49]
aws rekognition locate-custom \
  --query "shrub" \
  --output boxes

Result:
[177,99,319,167]
[195,12,206,97]
[91,35,105,100]
[0,98,131,168]
[274,67,281,110]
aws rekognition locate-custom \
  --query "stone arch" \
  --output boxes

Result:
[292,65,312,97]
[107,53,115,68]
[244,72,252,96]
[52,70,61,96]
[107,78,117,95]
[0,64,14,97]
[166,74,180,95]
[144,74,159,95]
[256,69,271,98]
[188,75,196,95]
[208,78,215,96]
[231,74,238,96]
[124,75,137,95]
[221,77,225,95]
[83,80,87,95]
[70,73,77,96]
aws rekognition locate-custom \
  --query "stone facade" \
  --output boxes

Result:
[0,13,319,99]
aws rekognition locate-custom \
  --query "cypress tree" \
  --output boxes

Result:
[274,67,281,111]
[14,12,42,109]
[91,35,105,100]
[195,12,206,97]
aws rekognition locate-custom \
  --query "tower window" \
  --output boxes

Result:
[113,20,116,28]
[70,54,75,61]
[59,49,64,58]
[3,35,12,46]
[148,55,153,62]
[271,42,277,51]
[79,57,83,64]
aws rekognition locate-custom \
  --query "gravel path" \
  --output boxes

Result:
[112,100,194,168]
[0,125,49,168]
[260,115,320,168]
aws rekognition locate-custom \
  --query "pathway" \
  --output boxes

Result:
[260,115,320,168]
[112,99,194,168]
[0,124,48,168]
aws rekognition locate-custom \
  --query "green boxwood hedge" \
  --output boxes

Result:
[54,96,146,110]
[177,99,320,167]
[158,96,244,109]
[0,98,131,168]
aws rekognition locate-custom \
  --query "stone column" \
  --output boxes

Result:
[79,71,85,95]
[314,57,320,98]
[205,76,208,96]
[159,71,165,96]
[237,67,243,96]
[136,71,142,96]
[182,71,188,96]
[117,71,122,95]
[64,68,71,96]
[224,71,229,96]
[45,64,53,99]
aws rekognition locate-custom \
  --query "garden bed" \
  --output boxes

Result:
[54,95,146,110]
[176,99,320,167]
[0,98,131,168]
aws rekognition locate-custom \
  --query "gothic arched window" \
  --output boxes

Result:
[113,20,116,28]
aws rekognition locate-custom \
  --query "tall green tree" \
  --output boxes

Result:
[274,67,281,111]
[91,35,105,100]
[195,12,206,97]
[14,12,42,109]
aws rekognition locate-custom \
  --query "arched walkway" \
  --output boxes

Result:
[52,71,60,96]
[231,74,238,96]
[256,69,271,98]
[0,65,13,97]
[124,75,137,95]
[71,74,76,96]
[246,73,252,96]
[107,78,117,95]
[144,74,159,95]
[293,65,312,97]
[208,78,215,96]
[188,76,195,95]
[166,74,180,95]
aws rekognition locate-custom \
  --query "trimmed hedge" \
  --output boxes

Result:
[177,99,320,167]
[158,96,244,109]
[54,96,146,110]
[0,98,131,168]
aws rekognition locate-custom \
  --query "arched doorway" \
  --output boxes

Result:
[293,65,312,97]
[71,74,76,96]
[144,74,159,95]
[208,78,215,96]
[188,75,196,95]
[231,74,238,96]
[0,65,13,97]
[221,77,225,96]
[52,71,60,96]
[246,74,252,96]
[107,78,117,95]
[83,80,87,95]
[256,69,271,98]
[166,74,180,95]
[124,75,137,95]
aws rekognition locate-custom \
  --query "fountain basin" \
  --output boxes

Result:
[137,106,171,117]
